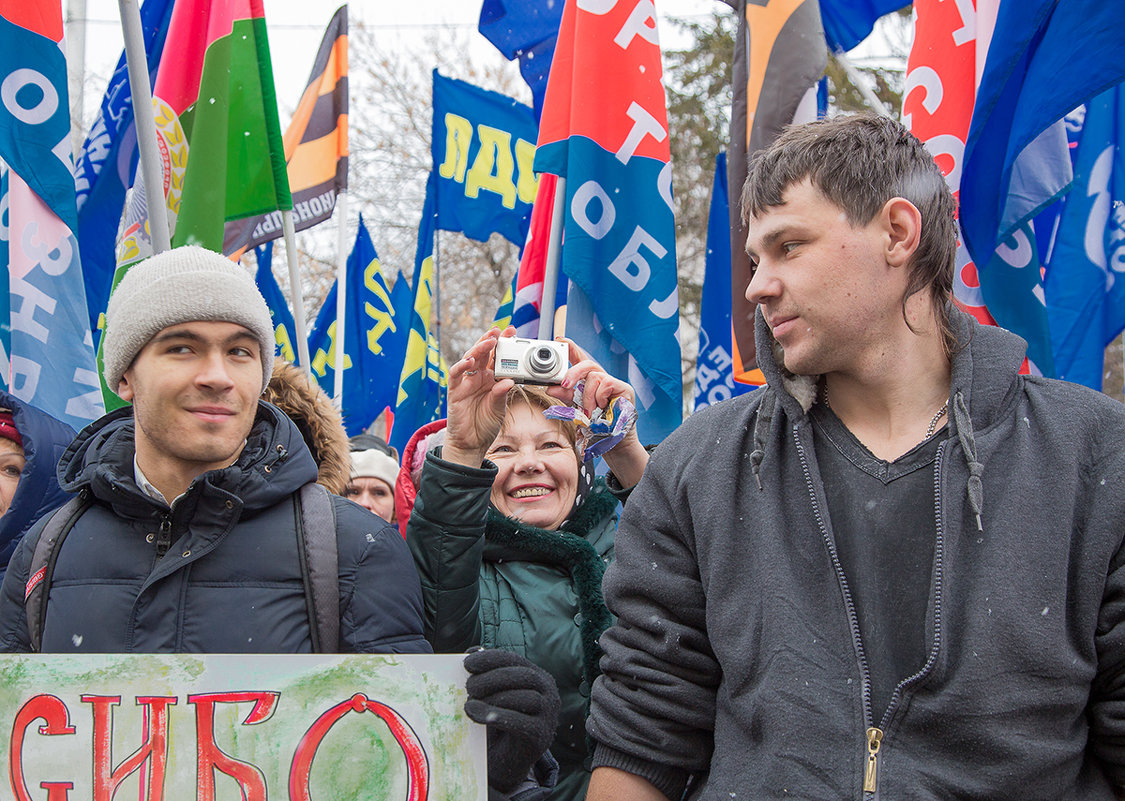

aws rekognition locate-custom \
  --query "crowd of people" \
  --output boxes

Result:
[0,113,1123,800]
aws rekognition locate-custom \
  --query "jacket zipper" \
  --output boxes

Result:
[155,515,172,559]
[794,427,948,799]
[863,727,882,791]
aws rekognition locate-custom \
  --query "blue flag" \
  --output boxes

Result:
[492,272,518,331]
[478,0,563,122]
[694,153,752,411]
[975,219,1055,377]
[535,0,683,445]
[819,0,909,53]
[391,179,448,454]
[959,0,1125,269]
[253,242,297,364]
[73,0,174,341]
[388,268,414,360]
[432,71,538,248]
[1044,86,1125,389]
[307,217,409,436]
[0,8,104,430]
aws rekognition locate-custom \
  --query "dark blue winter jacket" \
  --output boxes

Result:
[0,401,430,654]
[0,390,76,581]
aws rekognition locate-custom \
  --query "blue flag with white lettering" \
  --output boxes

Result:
[391,179,448,454]
[308,217,409,436]
[959,0,1125,269]
[253,242,297,364]
[73,0,174,341]
[431,70,538,248]
[1044,86,1125,389]
[975,218,1055,377]
[0,7,104,429]
[694,153,751,411]
[534,0,683,445]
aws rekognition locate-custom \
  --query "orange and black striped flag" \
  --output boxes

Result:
[224,4,348,256]
[725,0,825,385]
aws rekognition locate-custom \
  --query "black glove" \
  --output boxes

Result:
[463,648,561,794]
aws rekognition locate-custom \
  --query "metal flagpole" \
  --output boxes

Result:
[282,210,312,371]
[537,176,567,340]
[833,50,893,118]
[433,227,441,361]
[118,0,171,254]
[66,0,87,157]
[333,193,348,404]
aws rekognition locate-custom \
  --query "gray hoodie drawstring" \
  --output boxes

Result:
[750,392,776,490]
[952,391,984,531]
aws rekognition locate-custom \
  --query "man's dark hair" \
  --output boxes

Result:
[741,113,958,353]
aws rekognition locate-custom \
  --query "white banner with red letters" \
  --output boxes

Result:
[0,653,485,801]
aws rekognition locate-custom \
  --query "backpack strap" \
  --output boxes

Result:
[25,490,92,652]
[295,483,339,653]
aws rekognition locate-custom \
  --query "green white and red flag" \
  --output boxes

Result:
[116,0,291,263]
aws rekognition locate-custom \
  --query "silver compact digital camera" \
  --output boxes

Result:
[493,337,569,385]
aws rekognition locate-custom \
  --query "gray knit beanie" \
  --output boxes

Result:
[102,245,275,394]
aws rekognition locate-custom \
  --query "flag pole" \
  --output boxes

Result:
[537,175,566,339]
[282,209,312,371]
[66,0,87,157]
[118,0,171,253]
[333,193,348,403]
[832,50,892,118]
[433,227,441,359]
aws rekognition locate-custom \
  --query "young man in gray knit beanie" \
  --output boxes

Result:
[100,246,278,501]
[0,244,433,654]
[102,245,276,402]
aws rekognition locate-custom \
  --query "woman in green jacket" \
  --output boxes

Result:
[406,327,651,801]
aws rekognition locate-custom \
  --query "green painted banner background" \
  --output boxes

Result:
[0,653,485,800]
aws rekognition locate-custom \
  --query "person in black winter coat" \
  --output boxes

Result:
[0,391,75,584]
[0,246,425,654]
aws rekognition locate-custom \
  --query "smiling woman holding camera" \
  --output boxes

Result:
[406,327,650,800]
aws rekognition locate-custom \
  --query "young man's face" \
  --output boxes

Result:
[118,321,262,481]
[744,180,903,377]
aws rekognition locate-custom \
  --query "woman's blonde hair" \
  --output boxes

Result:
[501,385,579,453]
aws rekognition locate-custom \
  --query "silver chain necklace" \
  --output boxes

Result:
[822,384,949,439]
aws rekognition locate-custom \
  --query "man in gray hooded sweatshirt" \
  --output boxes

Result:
[584,114,1125,800]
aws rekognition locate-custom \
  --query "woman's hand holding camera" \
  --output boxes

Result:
[443,327,515,468]
[444,328,650,486]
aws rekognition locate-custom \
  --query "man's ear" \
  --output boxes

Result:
[117,371,135,403]
[882,197,923,269]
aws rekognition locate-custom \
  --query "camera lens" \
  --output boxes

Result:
[528,346,559,375]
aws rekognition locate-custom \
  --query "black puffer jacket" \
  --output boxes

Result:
[0,390,76,581]
[0,402,429,654]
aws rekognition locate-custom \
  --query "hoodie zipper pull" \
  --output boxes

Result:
[863,727,883,793]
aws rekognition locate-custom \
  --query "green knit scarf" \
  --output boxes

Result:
[484,479,618,689]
